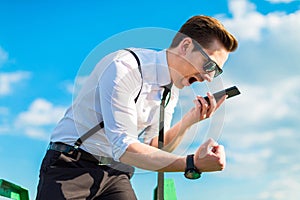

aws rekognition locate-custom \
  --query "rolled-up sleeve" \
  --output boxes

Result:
[99,58,142,161]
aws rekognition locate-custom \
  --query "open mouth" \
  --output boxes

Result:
[188,77,197,84]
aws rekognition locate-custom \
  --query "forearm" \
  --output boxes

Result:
[151,114,194,152]
[119,142,186,172]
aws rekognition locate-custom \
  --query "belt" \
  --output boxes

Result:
[48,142,114,165]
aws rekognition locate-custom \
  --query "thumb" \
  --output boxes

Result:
[196,138,218,158]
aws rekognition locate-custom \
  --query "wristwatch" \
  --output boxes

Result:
[184,154,201,179]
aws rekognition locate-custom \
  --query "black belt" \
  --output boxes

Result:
[48,142,114,165]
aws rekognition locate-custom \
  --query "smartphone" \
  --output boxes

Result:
[201,86,241,105]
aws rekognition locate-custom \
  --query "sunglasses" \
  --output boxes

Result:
[194,44,223,78]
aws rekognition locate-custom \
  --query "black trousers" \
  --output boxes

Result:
[36,150,137,200]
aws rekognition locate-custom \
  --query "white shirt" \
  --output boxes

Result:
[51,48,179,161]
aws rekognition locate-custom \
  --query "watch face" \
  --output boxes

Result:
[185,169,201,179]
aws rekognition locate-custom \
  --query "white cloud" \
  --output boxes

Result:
[222,0,267,41]
[0,46,8,67]
[24,127,50,141]
[223,0,300,43]
[0,125,10,134]
[0,106,10,134]
[258,176,300,200]
[65,81,75,94]
[267,0,295,3]
[217,66,300,197]
[0,71,31,96]
[16,98,65,126]
[220,127,299,182]
[15,98,66,140]
[219,75,300,181]
[224,76,300,127]
[224,147,272,178]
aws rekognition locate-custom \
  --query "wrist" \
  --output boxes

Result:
[182,114,195,128]
[184,154,201,179]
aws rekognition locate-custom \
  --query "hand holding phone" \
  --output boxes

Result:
[200,86,241,105]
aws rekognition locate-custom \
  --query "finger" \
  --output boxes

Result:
[197,96,209,119]
[212,145,224,155]
[197,96,209,120]
[195,138,217,158]
[215,95,228,109]
[212,145,226,169]
[204,138,218,150]
[205,138,221,154]
[196,95,207,107]
[206,92,217,117]
[193,97,203,116]
[207,92,217,108]
[193,96,202,109]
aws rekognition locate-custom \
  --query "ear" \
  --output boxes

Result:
[178,37,193,55]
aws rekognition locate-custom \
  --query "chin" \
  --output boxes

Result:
[176,84,184,89]
[174,82,184,89]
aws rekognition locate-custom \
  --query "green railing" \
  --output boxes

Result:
[0,179,29,200]
[153,178,177,200]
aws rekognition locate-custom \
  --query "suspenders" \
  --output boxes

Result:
[73,48,143,149]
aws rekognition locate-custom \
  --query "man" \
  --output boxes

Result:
[36,15,238,200]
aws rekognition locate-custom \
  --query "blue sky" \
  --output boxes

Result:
[1,0,300,199]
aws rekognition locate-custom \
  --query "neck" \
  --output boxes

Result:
[166,48,184,87]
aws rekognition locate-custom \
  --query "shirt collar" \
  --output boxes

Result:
[156,49,172,87]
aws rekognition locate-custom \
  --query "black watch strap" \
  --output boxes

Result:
[186,154,195,170]
[184,154,201,179]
